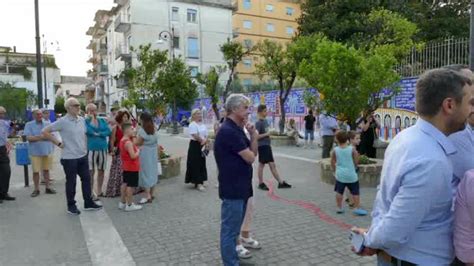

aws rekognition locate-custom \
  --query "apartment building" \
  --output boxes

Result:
[0,46,61,109]
[87,0,233,111]
[232,0,302,87]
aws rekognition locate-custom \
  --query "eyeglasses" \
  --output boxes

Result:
[71,104,81,108]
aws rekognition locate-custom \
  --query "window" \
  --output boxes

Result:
[187,37,199,58]
[173,36,180,49]
[243,20,252,29]
[187,9,197,23]
[243,79,253,88]
[243,39,253,49]
[266,23,275,32]
[243,59,252,68]
[189,66,199,77]
[286,7,294,16]
[266,4,274,12]
[243,0,251,10]
[286,26,294,35]
[172,7,179,21]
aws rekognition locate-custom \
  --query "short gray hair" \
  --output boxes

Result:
[32,109,42,115]
[86,103,97,112]
[225,94,250,114]
[64,97,79,109]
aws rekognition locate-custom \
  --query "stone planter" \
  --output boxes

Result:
[319,158,383,187]
[166,126,184,134]
[269,135,296,147]
[159,156,182,179]
[373,140,389,159]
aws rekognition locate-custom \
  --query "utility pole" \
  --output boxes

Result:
[42,35,48,109]
[34,0,43,108]
[470,0,474,70]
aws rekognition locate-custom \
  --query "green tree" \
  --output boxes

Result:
[299,37,400,128]
[298,1,469,42]
[0,82,36,119]
[220,39,250,103]
[121,44,168,113]
[54,96,66,114]
[197,66,225,120]
[256,40,307,134]
[156,58,198,131]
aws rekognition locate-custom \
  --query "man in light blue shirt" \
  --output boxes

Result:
[353,68,474,265]
[319,113,338,158]
[24,109,56,197]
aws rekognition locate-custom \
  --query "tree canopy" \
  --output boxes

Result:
[298,0,470,42]
[0,82,36,119]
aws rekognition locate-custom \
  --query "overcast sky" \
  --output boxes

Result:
[0,0,114,77]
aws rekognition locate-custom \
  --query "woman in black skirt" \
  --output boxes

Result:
[185,109,208,191]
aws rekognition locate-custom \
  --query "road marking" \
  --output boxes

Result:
[264,179,353,230]
[273,153,319,164]
[76,183,136,266]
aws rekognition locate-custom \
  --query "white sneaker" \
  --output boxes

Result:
[236,244,252,259]
[118,202,126,210]
[125,203,143,212]
[240,236,261,249]
[197,185,206,192]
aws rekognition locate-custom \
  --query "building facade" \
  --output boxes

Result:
[87,0,233,112]
[0,46,61,109]
[232,0,301,87]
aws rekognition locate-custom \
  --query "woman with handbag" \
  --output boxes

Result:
[185,109,208,191]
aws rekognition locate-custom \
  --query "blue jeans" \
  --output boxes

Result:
[60,156,93,207]
[220,199,247,266]
[305,129,315,140]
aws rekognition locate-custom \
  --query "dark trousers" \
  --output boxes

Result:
[322,135,335,159]
[0,146,11,196]
[60,156,93,207]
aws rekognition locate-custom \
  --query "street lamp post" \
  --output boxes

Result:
[34,0,43,108]
[158,27,179,134]
[41,36,60,109]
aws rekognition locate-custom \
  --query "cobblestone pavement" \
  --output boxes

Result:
[1,133,377,265]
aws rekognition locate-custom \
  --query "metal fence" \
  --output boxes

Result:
[395,38,469,78]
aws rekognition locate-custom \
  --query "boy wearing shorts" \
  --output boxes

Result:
[119,122,142,211]
[330,131,367,216]
[255,104,291,191]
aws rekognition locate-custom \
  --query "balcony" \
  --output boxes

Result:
[86,41,93,50]
[87,56,99,64]
[115,44,131,61]
[114,14,131,33]
[114,0,129,6]
[87,69,97,79]
[97,64,108,76]
[116,77,129,88]
[97,43,107,55]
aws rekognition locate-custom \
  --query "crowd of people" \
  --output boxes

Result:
[1,65,474,265]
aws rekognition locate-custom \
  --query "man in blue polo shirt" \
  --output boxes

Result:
[214,94,258,266]
[24,109,56,197]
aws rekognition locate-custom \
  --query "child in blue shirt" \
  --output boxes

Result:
[331,131,367,216]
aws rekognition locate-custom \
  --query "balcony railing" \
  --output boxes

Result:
[115,44,131,60]
[114,13,131,33]
[97,43,107,55]
[116,77,129,88]
[96,64,108,76]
